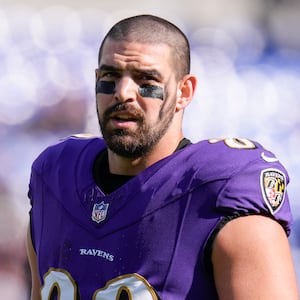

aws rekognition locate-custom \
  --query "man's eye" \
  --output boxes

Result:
[139,75,158,83]
[101,72,119,79]
[140,74,152,80]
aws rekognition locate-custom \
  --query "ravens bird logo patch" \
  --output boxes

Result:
[260,168,286,214]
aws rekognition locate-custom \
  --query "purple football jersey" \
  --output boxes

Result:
[28,136,293,299]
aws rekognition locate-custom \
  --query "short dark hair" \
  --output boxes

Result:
[98,14,190,79]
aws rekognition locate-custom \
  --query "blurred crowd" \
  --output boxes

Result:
[0,0,299,298]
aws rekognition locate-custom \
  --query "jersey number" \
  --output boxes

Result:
[209,138,256,149]
[42,269,159,299]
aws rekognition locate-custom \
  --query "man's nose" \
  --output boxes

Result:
[114,76,137,102]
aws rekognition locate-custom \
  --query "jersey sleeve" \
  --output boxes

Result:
[28,144,54,252]
[216,156,292,235]
[28,165,41,251]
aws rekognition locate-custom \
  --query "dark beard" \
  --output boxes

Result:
[99,101,175,158]
[104,128,156,158]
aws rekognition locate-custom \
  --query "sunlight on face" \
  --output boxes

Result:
[96,40,178,158]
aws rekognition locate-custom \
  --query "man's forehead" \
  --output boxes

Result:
[101,39,171,57]
[99,40,172,69]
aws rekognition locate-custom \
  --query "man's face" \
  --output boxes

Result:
[96,39,179,158]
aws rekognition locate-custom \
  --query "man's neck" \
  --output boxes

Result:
[93,137,192,194]
[107,136,186,176]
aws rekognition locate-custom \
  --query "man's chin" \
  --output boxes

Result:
[108,147,145,159]
[107,138,154,159]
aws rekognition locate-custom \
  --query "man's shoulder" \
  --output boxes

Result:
[58,133,105,148]
[180,137,283,179]
[190,137,266,161]
[32,133,106,170]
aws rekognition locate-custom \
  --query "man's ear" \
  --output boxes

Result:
[175,74,197,112]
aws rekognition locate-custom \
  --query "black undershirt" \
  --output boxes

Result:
[93,138,192,194]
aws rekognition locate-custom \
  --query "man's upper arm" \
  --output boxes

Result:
[212,215,299,300]
[26,225,41,300]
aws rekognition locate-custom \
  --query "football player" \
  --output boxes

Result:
[27,14,299,299]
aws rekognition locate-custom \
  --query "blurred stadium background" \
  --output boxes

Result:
[0,0,299,298]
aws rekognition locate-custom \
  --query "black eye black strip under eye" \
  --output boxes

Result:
[96,81,115,94]
[96,81,164,101]
[138,84,164,100]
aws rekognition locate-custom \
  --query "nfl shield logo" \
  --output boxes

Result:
[260,168,286,214]
[92,201,109,223]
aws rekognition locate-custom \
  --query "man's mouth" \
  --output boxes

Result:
[112,113,137,122]
[108,111,140,128]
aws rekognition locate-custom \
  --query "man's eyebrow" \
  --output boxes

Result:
[98,65,121,73]
[98,65,163,80]
[137,69,163,79]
